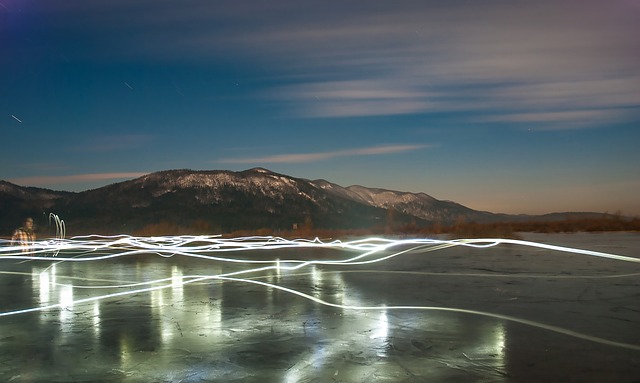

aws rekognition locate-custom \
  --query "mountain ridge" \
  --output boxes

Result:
[1,168,607,235]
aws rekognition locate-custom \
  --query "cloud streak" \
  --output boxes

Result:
[479,109,634,131]
[33,1,640,128]
[228,1,638,126]
[218,144,431,164]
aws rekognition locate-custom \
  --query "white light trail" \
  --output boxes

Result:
[0,235,638,350]
[2,235,638,263]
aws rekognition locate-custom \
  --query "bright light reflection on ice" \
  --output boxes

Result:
[93,301,101,338]
[1,234,639,351]
[37,269,51,306]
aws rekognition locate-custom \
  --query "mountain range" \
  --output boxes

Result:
[1,168,602,236]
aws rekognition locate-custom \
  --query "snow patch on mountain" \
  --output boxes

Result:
[133,169,317,203]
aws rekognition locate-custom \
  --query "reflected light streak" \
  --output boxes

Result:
[93,301,101,338]
[171,265,184,302]
[370,309,388,340]
[1,235,639,351]
[59,284,74,334]
[311,264,322,300]
[370,309,390,357]
[37,269,51,305]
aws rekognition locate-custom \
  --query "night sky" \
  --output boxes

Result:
[2,0,639,215]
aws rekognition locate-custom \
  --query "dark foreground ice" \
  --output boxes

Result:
[1,232,639,382]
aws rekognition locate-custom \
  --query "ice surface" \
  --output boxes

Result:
[1,233,639,382]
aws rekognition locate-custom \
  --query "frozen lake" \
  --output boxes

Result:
[1,232,639,382]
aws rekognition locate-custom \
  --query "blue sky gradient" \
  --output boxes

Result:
[2,0,639,215]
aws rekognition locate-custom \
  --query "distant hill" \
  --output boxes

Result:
[0,168,609,235]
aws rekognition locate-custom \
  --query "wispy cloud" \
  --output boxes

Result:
[36,1,640,126]
[9,172,148,186]
[480,109,634,131]
[218,144,431,164]
[266,79,434,118]
[237,1,638,125]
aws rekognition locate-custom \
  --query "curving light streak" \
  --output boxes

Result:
[48,213,66,240]
[213,275,640,351]
[1,235,638,263]
[46,213,65,257]
[1,235,639,350]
